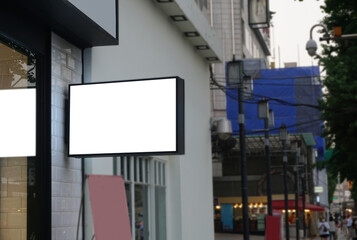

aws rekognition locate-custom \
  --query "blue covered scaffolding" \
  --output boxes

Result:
[226,66,325,160]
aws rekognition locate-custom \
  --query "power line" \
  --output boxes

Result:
[212,75,322,81]
[211,80,322,87]
[230,107,357,135]
[210,83,322,109]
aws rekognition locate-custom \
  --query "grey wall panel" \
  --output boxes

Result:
[68,0,117,37]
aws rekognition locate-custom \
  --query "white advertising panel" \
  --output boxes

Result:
[314,186,323,193]
[0,89,36,157]
[69,77,184,157]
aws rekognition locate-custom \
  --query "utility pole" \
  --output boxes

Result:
[301,154,307,238]
[283,139,289,240]
[258,100,274,216]
[227,58,261,240]
[294,142,300,240]
[238,61,249,240]
[265,117,273,216]
[280,124,289,240]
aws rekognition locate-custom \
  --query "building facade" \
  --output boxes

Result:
[210,0,270,119]
[0,0,222,239]
[208,0,271,234]
[212,66,327,235]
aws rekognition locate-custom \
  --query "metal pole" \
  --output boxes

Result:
[338,172,342,219]
[265,118,272,216]
[113,156,118,175]
[238,61,249,240]
[301,156,306,238]
[283,139,290,240]
[294,147,300,240]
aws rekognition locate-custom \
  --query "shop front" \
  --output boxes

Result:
[1,0,221,239]
[0,0,117,239]
[214,197,269,235]
[214,196,325,236]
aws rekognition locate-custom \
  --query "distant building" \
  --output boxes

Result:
[330,176,354,216]
[284,62,298,68]
[210,0,270,119]
[212,66,327,234]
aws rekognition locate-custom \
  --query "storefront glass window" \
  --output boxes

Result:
[0,38,36,240]
[84,156,167,240]
[125,183,132,225]
[154,160,166,240]
[135,185,148,240]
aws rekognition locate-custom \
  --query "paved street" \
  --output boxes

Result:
[215,233,264,240]
[215,228,348,240]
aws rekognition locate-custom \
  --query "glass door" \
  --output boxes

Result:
[0,37,37,240]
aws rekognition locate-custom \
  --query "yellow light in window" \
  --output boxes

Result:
[234,204,239,209]
[215,205,221,210]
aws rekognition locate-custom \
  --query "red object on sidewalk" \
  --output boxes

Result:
[88,175,132,240]
[265,215,281,240]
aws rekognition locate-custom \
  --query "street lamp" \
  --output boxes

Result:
[227,60,250,240]
[227,58,264,240]
[299,152,307,238]
[279,124,289,240]
[258,100,274,216]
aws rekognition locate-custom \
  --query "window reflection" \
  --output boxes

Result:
[135,185,148,240]
[125,183,132,227]
[0,38,36,240]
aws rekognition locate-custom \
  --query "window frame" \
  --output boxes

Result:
[0,11,52,240]
[115,156,167,240]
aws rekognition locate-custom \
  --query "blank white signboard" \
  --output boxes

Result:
[69,77,184,157]
[0,89,36,157]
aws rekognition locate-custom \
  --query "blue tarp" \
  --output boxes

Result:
[226,66,325,159]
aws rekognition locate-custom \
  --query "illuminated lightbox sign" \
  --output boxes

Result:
[0,88,36,158]
[314,186,323,193]
[68,77,184,157]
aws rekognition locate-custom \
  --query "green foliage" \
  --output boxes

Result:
[318,0,357,200]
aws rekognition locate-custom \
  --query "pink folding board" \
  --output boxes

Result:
[88,175,131,240]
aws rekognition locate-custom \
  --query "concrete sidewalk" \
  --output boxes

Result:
[215,233,264,240]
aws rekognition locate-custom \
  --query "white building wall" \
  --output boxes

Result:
[84,0,214,239]
[317,169,329,208]
[51,33,83,240]
[312,150,329,209]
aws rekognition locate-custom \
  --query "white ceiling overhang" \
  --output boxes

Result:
[154,0,223,63]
